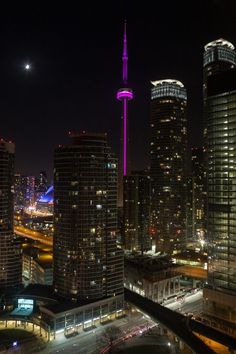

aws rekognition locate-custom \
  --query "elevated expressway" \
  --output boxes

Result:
[14,225,53,246]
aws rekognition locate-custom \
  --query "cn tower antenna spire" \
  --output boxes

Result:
[117,20,133,207]
[122,20,128,84]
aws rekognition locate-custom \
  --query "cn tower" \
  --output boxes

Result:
[117,21,133,207]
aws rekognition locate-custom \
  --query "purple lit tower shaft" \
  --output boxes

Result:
[117,22,133,207]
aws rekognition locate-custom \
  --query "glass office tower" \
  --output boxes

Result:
[203,38,236,99]
[204,69,236,329]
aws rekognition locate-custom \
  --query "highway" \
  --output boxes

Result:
[14,225,53,246]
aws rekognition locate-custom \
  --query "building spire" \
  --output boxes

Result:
[122,20,128,84]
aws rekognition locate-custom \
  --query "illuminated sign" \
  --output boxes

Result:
[18,298,34,309]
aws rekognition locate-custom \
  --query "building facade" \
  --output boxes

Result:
[124,255,181,304]
[150,80,188,254]
[0,140,21,292]
[203,39,236,181]
[191,147,206,242]
[14,174,35,209]
[203,68,236,330]
[203,38,236,100]
[35,171,48,201]
[53,132,124,302]
[123,170,151,253]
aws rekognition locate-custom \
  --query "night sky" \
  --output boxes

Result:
[1,1,236,181]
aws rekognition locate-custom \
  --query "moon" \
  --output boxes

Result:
[25,64,31,70]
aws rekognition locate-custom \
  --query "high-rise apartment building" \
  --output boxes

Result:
[191,147,206,241]
[35,171,48,201]
[53,132,124,302]
[150,80,187,254]
[203,68,236,329]
[14,174,35,209]
[123,170,151,253]
[0,140,21,292]
[14,173,24,209]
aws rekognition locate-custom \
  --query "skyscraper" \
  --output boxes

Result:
[35,171,48,201]
[203,39,236,149]
[150,80,187,254]
[203,68,236,328]
[14,173,24,209]
[0,140,21,292]
[117,22,133,208]
[14,174,35,209]
[53,132,124,302]
[202,39,236,255]
[191,147,206,242]
[203,38,236,99]
[123,170,151,253]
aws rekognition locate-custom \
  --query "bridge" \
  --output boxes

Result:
[124,288,236,354]
[14,226,53,246]
[176,265,207,280]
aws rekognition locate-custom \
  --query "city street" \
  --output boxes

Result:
[2,290,204,354]
[40,311,154,354]
[166,290,203,315]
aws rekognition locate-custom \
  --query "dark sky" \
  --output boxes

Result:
[1,1,236,181]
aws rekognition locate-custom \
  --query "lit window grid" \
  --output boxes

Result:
[207,91,236,292]
[203,47,236,67]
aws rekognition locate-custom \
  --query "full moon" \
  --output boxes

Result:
[25,64,31,70]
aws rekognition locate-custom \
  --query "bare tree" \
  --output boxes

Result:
[100,325,123,353]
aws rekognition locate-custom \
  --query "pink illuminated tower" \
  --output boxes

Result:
[117,21,133,207]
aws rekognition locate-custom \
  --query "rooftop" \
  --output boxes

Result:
[173,250,207,263]
[151,79,184,88]
[125,254,175,272]
[204,38,234,51]
[18,284,108,314]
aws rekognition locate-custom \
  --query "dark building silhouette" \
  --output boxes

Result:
[123,170,151,253]
[0,140,21,292]
[150,80,188,254]
[53,132,124,302]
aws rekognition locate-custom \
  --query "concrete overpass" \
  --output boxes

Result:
[176,265,207,280]
[14,225,53,246]
[125,288,236,354]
